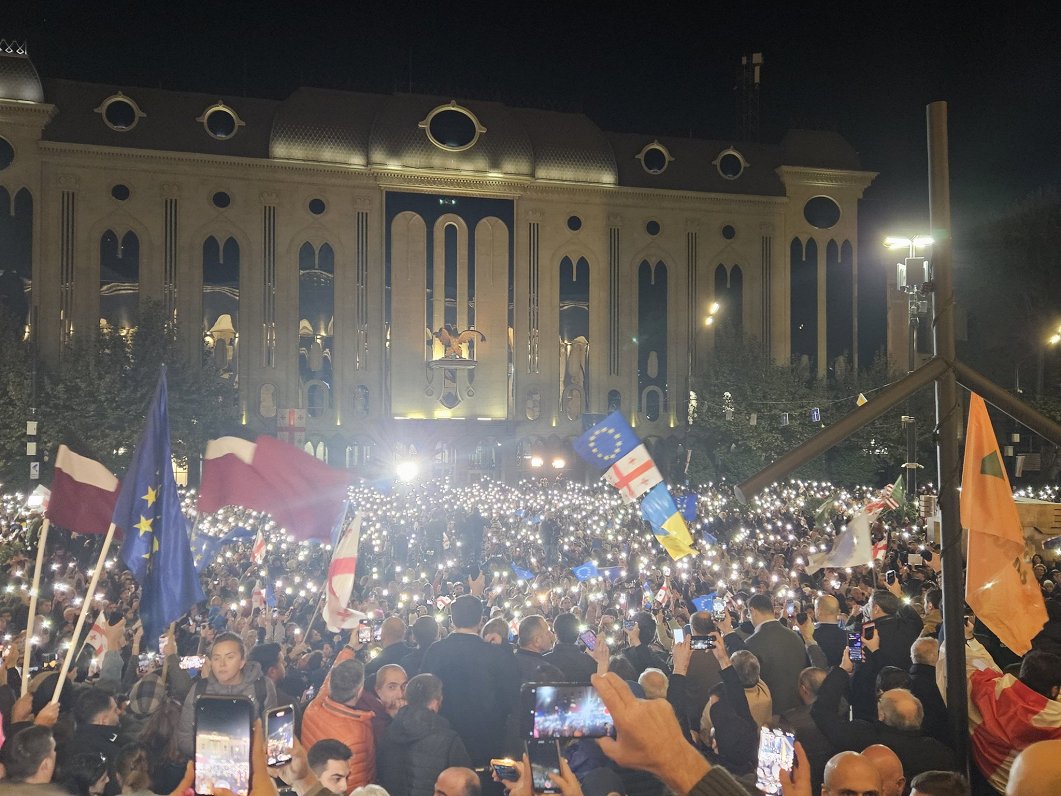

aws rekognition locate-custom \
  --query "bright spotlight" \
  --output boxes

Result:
[551,457,566,470]
[709,302,720,314]
[530,455,544,468]
[884,236,912,249]
[912,235,935,247]
[705,316,714,326]
[396,460,420,482]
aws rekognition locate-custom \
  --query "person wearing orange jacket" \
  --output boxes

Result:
[301,644,376,794]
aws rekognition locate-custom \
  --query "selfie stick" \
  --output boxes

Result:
[51,522,117,704]
[21,518,51,696]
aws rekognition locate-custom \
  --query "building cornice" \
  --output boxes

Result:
[774,166,878,191]
[0,100,57,126]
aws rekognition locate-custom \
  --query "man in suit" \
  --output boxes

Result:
[779,667,832,795]
[908,637,950,747]
[813,595,847,668]
[542,612,596,683]
[738,593,810,714]
[422,595,520,765]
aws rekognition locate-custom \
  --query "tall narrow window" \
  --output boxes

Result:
[790,238,817,367]
[638,260,668,421]
[99,230,140,331]
[826,239,853,375]
[0,188,33,332]
[559,256,590,420]
[299,241,335,412]
[203,236,240,375]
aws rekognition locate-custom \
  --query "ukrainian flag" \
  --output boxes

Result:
[640,483,698,560]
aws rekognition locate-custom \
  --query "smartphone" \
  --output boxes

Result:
[194,695,253,796]
[522,683,614,738]
[755,727,796,795]
[673,627,685,645]
[785,600,795,617]
[623,619,635,631]
[357,619,372,645]
[138,652,160,675]
[490,758,520,783]
[689,635,716,650]
[847,631,863,663]
[712,597,726,621]
[265,705,295,767]
[526,739,562,794]
[908,553,924,566]
[180,655,206,671]
[886,570,897,586]
[578,629,597,651]
[373,620,384,642]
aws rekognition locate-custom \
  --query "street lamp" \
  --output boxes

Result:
[885,234,934,496]
[705,301,721,326]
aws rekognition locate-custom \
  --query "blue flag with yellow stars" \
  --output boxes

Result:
[115,368,205,641]
[573,411,640,471]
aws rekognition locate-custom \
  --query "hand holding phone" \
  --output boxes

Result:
[526,739,562,794]
[195,695,253,795]
[490,758,520,783]
[578,629,597,651]
[672,627,685,645]
[689,635,716,651]
[357,619,372,646]
[265,706,294,767]
[755,727,795,795]
[847,631,863,663]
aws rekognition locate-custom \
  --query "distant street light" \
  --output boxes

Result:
[705,301,722,326]
[396,460,420,482]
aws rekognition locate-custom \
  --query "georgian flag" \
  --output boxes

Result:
[322,513,367,632]
[83,611,109,657]
[603,444,662,503]
[251,528,266,565]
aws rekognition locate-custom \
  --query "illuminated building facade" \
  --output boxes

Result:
[0,44,876,481]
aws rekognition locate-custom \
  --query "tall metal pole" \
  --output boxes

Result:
[906,288,918,496]
[927,101,968,768]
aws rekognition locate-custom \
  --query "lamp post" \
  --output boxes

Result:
[885,235,934,496]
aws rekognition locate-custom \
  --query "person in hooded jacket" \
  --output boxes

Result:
[376,673,471,796]
[176,631,276,757]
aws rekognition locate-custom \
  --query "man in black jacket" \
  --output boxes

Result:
[907,637,951,747]
[377,674,472,796]
[811,650,958,783]
[365,616,413,682]
[514,615,565,684]
[543,613,597,683]
[422,595,519,765]
[69,687,121,796]
[622,612,670,677]
[812,595,847,668]
[866,589,923,671]
[739,593,809,714]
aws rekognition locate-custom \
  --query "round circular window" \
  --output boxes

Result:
[198,103,243,141]
[111,184,130,201]
[804,196,841,229]
[567,215,582,232]
[637,141,672,175]
[308,198,327,216]
[722,224,736,240]
[97,94,144,132]
[716,151,745,180]
[420,103,485,152]
[0,137,13,171]
[646,220,661,236]
[212,191,231,209]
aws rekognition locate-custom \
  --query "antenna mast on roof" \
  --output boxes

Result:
[736,52,762,141]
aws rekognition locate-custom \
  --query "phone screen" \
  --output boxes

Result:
[785,600,795,617]
[673,627,685,644]
[847,632,863,663]
[886,570,897,585]
[689,635,716,651]
[358,620,372,645]
[180,655,206,674]
[623,619,635,630]
[195,696,253,796]
[266,706,295,767]
[138,653,160,675]
[578,629,597,651]
[491,759,520,783]
[526,739,562,794]
[373,620,384,642]
[523,683,614,738]
[712,597,726,620]
[755,727,795,794]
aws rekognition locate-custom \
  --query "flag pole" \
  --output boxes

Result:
[304,591,326,640]
[22,518,51,696]
[52,522,117,704]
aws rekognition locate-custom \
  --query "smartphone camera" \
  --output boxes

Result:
[578,629,597,651]
[523,683,614,739]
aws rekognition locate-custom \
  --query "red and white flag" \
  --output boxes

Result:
[603,444,662,503]
[322,513,367,632]
[198,435,349,541]
[872,534,889,562]
[83,611,109,657]
[251,528,266,564]
[251,581,266,614]
[47,445,119,535]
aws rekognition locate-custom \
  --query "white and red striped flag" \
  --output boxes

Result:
[322,513,367,632]
[46,446,119,534]
[603,444,662,503]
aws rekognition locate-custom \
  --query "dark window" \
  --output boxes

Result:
[103,99,137,131]
[646,220,661,236]
[804,196,841,229]
[718,152,743,179]
[205,108,237,140]
[567,215,582,232]
[111,184,130,201]
[642,147,667,173]
[0,138,13,170]
[308,198,326,215]
[722,224,736,240]
[212,191,231,209]
[607,389,621,412]
[428,109,477,149]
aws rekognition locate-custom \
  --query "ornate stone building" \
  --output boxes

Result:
[0,43,876,481]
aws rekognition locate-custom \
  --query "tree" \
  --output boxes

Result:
[0,301,240,489]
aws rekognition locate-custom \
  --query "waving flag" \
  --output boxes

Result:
[251,527,266,564]
[115,368,205,641]
[865,473,905,514]
[640,482,697,560]
[599,566,623,582]
[573,411,639,470]
[511,563,536,581]
[191,525,257,573]
[805,509,880,575]
[604,444,663,503]
[47,445,119,535]
[82,611,109,657]
[322,513,367,632]
[572,561,600,581]
[962,393,1047,655]
[690,594,716,613]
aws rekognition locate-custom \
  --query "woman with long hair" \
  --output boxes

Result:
[136,698,185,794]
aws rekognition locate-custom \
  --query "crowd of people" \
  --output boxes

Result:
[0,476,1059,795]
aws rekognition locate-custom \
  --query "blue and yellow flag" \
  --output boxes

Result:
[640,482,697,560]
[573,411,640,471]
[115,368,204,640]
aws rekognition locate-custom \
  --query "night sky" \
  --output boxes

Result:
[8,1,1061,357]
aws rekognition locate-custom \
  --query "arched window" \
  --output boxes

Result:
[607,389,621,412]
[826,240,854,373]
[0,187,32,329]
[99,229,140,330]
[203,236,240,372]
[638,260,668,419]
[790,238,817,366]
[299,242,335,383]
[306,381,330,418]
[304,439,327,462]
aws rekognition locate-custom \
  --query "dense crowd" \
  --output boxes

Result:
[0,477,1059,796]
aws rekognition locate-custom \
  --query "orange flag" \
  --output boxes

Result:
[960,393,1047,655]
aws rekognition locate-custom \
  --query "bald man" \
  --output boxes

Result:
[813,595,846,667]
[638,668,668,700]
[514,615,564,683]
[365,616,412,679]
[862,744,905,796]
[822,751,883,796]
[434,767,481,796]
[1006,739,1061,796]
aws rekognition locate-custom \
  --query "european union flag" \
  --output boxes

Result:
[573,411,640,471]
[191,524,256,572]
[690,593,716,613]
[599,566,623,582]
[572,561,599,581]
[115,368,204,641]
[511,563,536,581]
